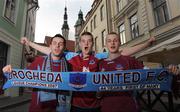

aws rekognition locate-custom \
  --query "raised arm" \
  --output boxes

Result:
[167,65,180,76]
[121,37,155,56]
[2,65,12,73]
[21,37,51,55]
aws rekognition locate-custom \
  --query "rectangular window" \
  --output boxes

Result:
[130,14,139,39]
[90,20,93,32]
[4,0,17,23]
[86,27,88,32]
[95,37,98,51]
[102,30,106,47]
[118,24,126,44]
[94,15,96,29]
[116,0,128,12]
[152,0,169,26]
[100,5,104,21]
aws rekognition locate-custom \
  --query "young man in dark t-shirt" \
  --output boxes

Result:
[99,32,180,112]
[3,34,69,112]
[99,32,143,112]
[68,32,101,112]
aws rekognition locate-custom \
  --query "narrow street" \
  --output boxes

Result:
[0,93,31,112]
[1,101,30,112]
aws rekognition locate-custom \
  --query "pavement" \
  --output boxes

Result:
[0,92,179,112]
[139,95,180,112]
[0,93,31,111]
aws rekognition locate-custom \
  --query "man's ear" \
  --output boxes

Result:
[79,41,81,48]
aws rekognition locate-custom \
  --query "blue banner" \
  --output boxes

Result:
[3,68,172,91]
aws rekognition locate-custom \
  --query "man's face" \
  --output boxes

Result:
[79,35,93,55]
[106,34,120,53]
[50,37,65,56]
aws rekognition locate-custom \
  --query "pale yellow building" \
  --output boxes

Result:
[112,1,180,111]
[78,0,109,52]
[109,0,180,67]
[79,0,180,67]
[78,0,180,111]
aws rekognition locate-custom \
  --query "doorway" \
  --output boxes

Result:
[0,41,8,95]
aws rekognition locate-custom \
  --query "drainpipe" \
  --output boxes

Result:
[21,0,39,68]
[24,0,39,36]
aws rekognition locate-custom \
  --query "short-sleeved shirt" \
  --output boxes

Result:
[68,54,101,108]
[28,56,62,112]
[98,55,143,112]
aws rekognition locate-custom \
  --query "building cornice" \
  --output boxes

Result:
[80,0,103,33]
[0,28,20,44]
[113,0,138,23]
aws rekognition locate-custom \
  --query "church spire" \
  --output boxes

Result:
[62,6,69,40]
[74,9,84,35]
[74,9,85,52]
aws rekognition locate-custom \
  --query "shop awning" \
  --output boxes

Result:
[135,34,180,64]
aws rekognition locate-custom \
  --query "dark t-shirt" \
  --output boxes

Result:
[28,56,62,112]
[98,55,143,112]
[68,54,101,108]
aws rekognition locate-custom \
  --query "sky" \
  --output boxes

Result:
[35,0,93,43]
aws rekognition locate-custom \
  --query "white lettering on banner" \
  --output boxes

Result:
[12,81,58,89]
[99,84,160,91]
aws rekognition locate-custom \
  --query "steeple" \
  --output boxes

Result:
[74,9,85,52]
[74,9,84,27]
[62,6,69,40]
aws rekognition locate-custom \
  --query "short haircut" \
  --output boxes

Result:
[108,32,119,36]
[50,34,66,46]
[80,32,94,42]
[106,32,120,42]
